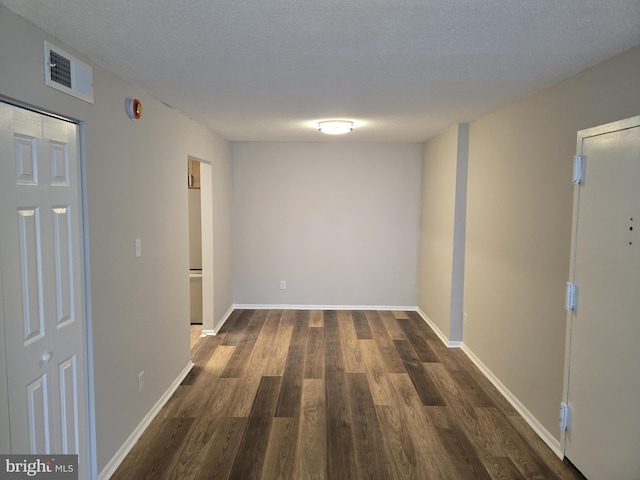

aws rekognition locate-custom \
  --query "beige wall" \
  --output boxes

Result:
[464,45,640,439]
[0,5,233,474]
[418,123,468,341]
[232,142,423,307]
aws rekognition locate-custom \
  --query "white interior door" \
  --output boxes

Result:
[565,116,640,479]
[0,102,89,477]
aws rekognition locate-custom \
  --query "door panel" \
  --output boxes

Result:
[18,206,46,343]
[58,355,79,454]
[14,134,38,185]
[52,205,74,326]
[26,374,50,453]
[566,117,640,480]
[50,141,70,186]
[0,102,88,477]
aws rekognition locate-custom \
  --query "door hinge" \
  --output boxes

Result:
[559,402,570,430]
[566,282,577,310]
[573,155,584,184]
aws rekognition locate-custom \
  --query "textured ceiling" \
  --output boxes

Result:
[2,1,639,142]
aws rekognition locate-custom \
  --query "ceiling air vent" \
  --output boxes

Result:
[44,41,94,104]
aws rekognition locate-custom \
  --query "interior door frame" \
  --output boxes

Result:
[561,114,640,456]
[188,156,215,334]
[0,96,96,477]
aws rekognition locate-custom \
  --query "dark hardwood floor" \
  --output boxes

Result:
[112,310,585,479]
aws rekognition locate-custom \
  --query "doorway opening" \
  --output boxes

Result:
[187,157,214,354]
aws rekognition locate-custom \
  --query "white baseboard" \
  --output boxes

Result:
[415,308,560,458]
[98,361,194,479]
[233,303,416,311]
[202,305,235,336]
[415,308,463,348]
[214,305,235,333]
[461,344,563,459]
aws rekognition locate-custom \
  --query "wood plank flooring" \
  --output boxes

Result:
[190,324,204,351]
[112,310,585,480]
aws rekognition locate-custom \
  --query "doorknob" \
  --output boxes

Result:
[40,351,53,367]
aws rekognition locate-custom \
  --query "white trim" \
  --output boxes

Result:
[415,308,463,348]
[202,304,235,336]
[198,160,215,334]
[576,114,640,140]
[79,120,99,479]
[461,344,563,459]
[218,305,235,331]
[98,361,194,479]
[233,303,416,312]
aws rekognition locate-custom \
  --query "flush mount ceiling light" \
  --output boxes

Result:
[318,120,354,135]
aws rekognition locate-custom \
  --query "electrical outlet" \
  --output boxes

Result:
[463,312,468,326]
[134,238,142,258]
[280,280,287,290]
[138,371,144,392]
